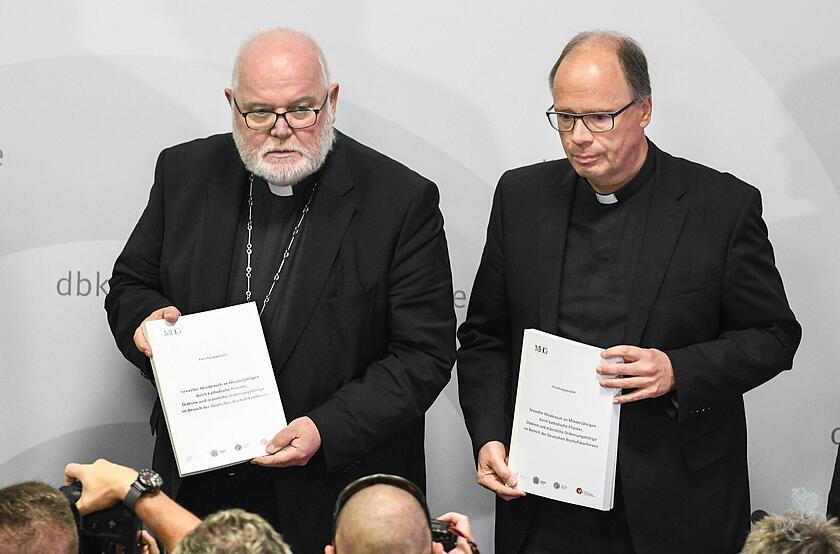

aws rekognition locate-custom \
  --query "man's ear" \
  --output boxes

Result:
[324,545,335,554]
[328,83,340,114]
[639,95,652,128]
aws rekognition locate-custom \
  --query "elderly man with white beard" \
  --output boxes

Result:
[105,28,456,554]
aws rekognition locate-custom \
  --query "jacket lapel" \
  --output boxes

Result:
[271,136,357,371]
[623,146,688,345]
[537,169,576,333]
[194,137,247,313]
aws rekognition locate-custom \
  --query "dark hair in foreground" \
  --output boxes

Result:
[173,508,292,554]
[0,481,78,554]
[743,513,840,554]
[548,30,651,100]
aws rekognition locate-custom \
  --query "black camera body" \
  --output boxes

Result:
[431,518,458,551]
[60,480,142,554]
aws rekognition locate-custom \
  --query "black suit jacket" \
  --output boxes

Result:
[457,142,801,554]
[105,131,456,553]
[829,445,840,519]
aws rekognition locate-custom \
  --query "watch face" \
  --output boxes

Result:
[137,469,163,490]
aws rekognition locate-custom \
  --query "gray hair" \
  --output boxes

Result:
[742,513,840,554]
[548,30,651,100]
[231,28,330,90]
[173,508,292,554]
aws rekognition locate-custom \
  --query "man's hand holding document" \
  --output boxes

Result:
[508,329,622,510]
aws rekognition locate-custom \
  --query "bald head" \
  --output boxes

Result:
[333,484,432,554]
[226,28,338,187]
[232,28,330,91]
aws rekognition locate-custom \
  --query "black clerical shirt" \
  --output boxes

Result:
[227,174,318,341]
[556,145,656,348]
[179,174,319,521]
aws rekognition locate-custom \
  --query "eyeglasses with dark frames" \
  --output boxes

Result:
[546,98,641,133]
[233,93,330,131]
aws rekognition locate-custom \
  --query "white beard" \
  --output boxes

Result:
[233,107,336,186]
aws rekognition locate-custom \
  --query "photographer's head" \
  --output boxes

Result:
[173,508,291,554]
[328,474,440,554]
[743,512,840,553]
[0,481,78,554]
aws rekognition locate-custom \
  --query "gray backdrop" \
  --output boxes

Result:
[2,1,838,550]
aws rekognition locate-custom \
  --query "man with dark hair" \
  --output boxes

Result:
[105,28,455,553]
[0,481,78,553]
[458,30,801,552]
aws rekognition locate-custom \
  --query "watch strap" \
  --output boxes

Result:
[123,469,162,511]
[123,483,144,511]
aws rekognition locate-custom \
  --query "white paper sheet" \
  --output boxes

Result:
[508,329,621,510]
[144,302,286,476]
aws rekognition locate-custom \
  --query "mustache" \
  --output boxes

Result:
[259,142,306,156]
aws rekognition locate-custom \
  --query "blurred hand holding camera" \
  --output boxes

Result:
[64,458,138,515]
[63,458,200,552]
[435,512,480,553]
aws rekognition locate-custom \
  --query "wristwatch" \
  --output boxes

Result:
[123,468,163,511]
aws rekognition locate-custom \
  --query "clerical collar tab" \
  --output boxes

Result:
[268,182,294,197]
[595,192,618,205]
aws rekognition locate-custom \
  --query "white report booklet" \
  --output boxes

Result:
[143,302,286,477]
[508,329,621,511]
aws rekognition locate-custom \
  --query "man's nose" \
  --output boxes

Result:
[569,117,593,145]
[269,115,294,138]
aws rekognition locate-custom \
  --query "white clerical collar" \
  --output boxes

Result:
[595,192,618,205]
[267,182,294,197]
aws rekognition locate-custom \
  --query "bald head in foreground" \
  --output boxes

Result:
[106,27,456,553]
[326,474,478,554]
[328,484,434,554]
